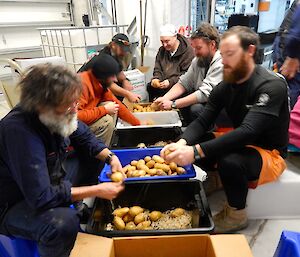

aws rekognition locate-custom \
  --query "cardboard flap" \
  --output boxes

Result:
[210,235,253,257]
[70,233,114,257]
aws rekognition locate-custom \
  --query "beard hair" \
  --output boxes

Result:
[223,54,249,84]
[39,111,78,138]
[197,54,213,68]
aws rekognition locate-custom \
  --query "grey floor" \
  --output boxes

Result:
[1,97,299,257]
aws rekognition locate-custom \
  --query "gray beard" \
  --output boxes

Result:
[39,111,78,138]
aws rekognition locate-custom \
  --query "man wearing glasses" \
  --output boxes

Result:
[79,33,141,103]
[0,64,124,257]
[161,26,289,233]
[155,23,223,125]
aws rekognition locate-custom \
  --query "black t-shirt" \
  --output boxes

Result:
[182,65,290,158]
[77,45,123,73]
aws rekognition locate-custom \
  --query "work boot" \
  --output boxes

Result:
[203,171,223,196]
[213,203,248,233]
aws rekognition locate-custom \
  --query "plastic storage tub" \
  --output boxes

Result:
[116,111,182,129]
[99,148,196,182]
[273,230,300,257]
[86,180,214,237]
[110,127,182,149]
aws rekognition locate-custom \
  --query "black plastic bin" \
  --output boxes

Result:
[86,180,214,237]
[110,127,182,149]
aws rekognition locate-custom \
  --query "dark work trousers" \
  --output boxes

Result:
[180,103,206,126]
[147,82,170,101]
[195,133,263,209]
[0,152,103,257]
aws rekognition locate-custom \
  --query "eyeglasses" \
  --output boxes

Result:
[114,38,130,46]
[55,101,79,116]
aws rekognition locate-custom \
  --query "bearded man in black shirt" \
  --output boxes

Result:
[161,26,289,233]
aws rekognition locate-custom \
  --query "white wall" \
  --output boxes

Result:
[72,0,90,26]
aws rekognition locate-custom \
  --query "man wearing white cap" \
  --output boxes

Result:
[147,24,194,101]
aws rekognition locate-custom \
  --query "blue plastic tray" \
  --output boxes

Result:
[99,147,196,182]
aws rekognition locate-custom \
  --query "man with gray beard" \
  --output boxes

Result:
[0,64,124,257]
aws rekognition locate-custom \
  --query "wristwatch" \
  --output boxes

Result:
[171,100,177,109]
[192,145,201,161]
[105,152,116,164]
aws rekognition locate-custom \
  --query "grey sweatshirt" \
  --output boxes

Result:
[178,50,223,103]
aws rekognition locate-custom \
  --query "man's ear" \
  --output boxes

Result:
[248,44,256,57]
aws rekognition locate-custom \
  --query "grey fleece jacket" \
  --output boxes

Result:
[178,50,223,103]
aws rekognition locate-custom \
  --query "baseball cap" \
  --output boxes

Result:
[112,33,131,52]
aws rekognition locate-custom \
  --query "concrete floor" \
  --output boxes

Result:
[1,97,300,257]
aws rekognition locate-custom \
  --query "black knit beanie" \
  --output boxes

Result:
[90,53,119,79]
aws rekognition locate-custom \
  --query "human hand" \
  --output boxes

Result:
[127,92,141,103]
[104,102,119,115]
[123,79,134,91]
[280,57,300,80]
[160,99,172,110]
[110,155,123,173]
[159,80,170,89]
[94,182,124,200]
[161,143,194,166]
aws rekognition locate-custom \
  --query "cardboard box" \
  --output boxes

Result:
[124,69,148,101]
[71,232,253,257]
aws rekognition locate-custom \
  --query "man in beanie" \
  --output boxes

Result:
[147,24,194,101]
[79,33,141,103]
[78,53,140,145]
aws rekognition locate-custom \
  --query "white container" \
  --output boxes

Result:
[124,69,148,102]
[246,169,300,219]
[117,111,182,129]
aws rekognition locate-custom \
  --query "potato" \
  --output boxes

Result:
[154,163,170,172]
[111,172,124,182]
[149,211,162,222]
[147,168,157,176]
[113,207,129,217]
[125,221,136,230]
[176,167,186,175]
[137,160,146,168]
[136,220,151,230]
[145,174,151,177]
[171,208,185,218]
[137,143,146,148]
[123,214,134,223]
[138,164,149,173]
[127,165,137,172]
[171,172,177,176]
[131,160,138,166]
[127,170,134,178]
[114,216,125,230]
[152,155,165,164]
[129,206,144,217]
[146,160,155,169]
[134,213,146,224]
[121,165,131,173]
[169,162,177,171]
[144,156,152,162]
[156,169,167,176]
[137,170,146,177]
[132,170,141,177]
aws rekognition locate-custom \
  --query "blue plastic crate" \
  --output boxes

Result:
[99,147,196,182]
[274,230,300,257]
[0,235,39,257]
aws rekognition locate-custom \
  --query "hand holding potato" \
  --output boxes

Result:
[151,79,160,88]
[95,182,124,200]
[161,143,195,166]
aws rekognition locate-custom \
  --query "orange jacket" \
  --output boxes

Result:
[78,70,140,126]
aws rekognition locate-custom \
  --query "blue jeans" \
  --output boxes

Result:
[0,154,103,257]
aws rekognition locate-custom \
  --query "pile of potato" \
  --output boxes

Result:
[112,206,186,230]
[132,103,162,112]
[110,155,186,182]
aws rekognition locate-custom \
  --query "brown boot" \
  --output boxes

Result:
[203,171,223,196]
[213,203,248,233]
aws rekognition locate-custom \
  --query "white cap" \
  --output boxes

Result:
[160,24,177,37]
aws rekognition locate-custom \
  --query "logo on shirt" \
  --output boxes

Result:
[256,93,270,106]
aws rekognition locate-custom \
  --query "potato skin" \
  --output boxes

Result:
[134,213,146,224]
[144,156,152,162]
[149,211,162,222]
[152,155,165,164]
[113,207,129,217]
[114,216,125,230]
[129,206,144,217]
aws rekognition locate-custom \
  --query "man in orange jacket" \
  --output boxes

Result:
[78,54,140,145]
